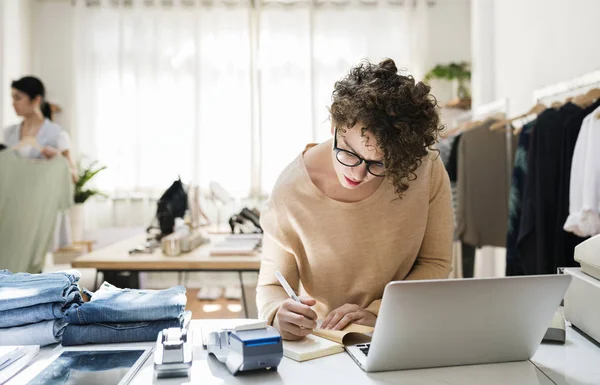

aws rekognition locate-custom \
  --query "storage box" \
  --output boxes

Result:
[574,233,600,280]
[564,268,600,344]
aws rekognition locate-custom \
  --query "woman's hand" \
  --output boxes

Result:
[70,169,79,184]
[273,296,317,341]
[320,303,376,330]
[41,146,58,159]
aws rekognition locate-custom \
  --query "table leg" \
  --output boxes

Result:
[239,271,248,318]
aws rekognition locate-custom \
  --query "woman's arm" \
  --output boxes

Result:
[256,233,300,324]
[61,149,79,183]
[256,197,300,324]
[405,155,453,280]
[57,129,78,183]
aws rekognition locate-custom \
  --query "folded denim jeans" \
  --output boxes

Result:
[0,319,66,347]
[61,311,191,346]
[66,285,187,325]
[0,301,80,328]
[0,270,82,312]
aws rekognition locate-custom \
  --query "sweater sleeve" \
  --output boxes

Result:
[405,155,454,280]
[365,157,453,316]
[256,195,300,325]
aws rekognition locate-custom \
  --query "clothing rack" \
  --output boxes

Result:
[471,99,512,198]
[533,69,600,104]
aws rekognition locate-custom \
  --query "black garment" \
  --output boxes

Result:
[554,100,600,270]
[0,144,6,151]
[446,134,461,182]
[462,243,476,278]
[517,103,583,274]
[506,121,535,276]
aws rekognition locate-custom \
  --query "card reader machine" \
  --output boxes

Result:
[154,328,193,378]
[207,326,283,375]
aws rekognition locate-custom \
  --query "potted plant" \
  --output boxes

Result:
[70,160,107,242]
[424,62,471,109]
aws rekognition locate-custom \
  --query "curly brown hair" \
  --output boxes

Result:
[329,58,442,197]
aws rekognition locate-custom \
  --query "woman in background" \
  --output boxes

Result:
[2,76,77,182]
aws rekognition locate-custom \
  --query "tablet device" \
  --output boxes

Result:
[27,346,152,385]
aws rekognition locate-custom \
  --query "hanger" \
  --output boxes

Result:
[567,88,600,108]
[581,88,600,107]
[12,136,43,152]
[489,103,547,132]
[459,119,483,133]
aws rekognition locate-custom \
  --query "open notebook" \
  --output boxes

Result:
[283,323,374,362]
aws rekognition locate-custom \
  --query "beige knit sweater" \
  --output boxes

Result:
[256,146,453,324]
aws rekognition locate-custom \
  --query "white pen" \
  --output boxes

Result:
[275,271,301,303]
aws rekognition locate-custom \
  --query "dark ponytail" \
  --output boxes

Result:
[11,76,52,121]
[41,102,53,121]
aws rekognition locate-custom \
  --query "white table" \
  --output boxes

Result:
[531,326,600,385]
[8,320,600,385]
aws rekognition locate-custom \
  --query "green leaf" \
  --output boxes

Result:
[74,158,108,203]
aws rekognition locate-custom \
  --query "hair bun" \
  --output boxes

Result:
[379,58,398,74]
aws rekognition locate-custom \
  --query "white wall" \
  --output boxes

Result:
[31,0,74,138]
[425,0,472,104]
[470,0,494,107]
[27,0,471,152]
[1,0,33,128]
[485,0,600,114]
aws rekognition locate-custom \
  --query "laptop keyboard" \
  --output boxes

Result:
[356,343,370,356]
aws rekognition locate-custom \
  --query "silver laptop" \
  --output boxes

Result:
[345,275,572,372]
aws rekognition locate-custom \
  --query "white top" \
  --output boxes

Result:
[564,106,600,237]
[1,119,71,159]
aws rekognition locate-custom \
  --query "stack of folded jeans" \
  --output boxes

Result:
[62,282,189,346]
[0,270,83,346]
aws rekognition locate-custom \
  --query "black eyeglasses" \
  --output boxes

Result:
[333,128,385,177]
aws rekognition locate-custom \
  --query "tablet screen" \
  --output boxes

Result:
[28,349,148,385]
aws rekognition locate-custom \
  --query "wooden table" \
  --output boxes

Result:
[71,233,262,317]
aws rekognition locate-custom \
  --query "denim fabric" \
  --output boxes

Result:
[28,350,146,385]
[65,285,186,325]
[0,301,79,328]
[0,270,82,312]
[0,319,66,347]
[62,311,191,346]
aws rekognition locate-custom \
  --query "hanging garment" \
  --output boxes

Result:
[516,102,594,274]
[446,134,461,183]
[554,100,600,270]
[506,121,535,276]
[441,134,475,278]
[440,135,461,234]
[456,119,517,248]
[564,106,600,237]
[437,135,457,166]
[0,151,73,273]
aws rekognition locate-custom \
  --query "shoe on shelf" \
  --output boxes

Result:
[224,285,242,300]
[196,286,224,300]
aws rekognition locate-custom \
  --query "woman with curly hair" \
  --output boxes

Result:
[256,58,453,340]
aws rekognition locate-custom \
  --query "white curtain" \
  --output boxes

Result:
[73,0,425,198]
